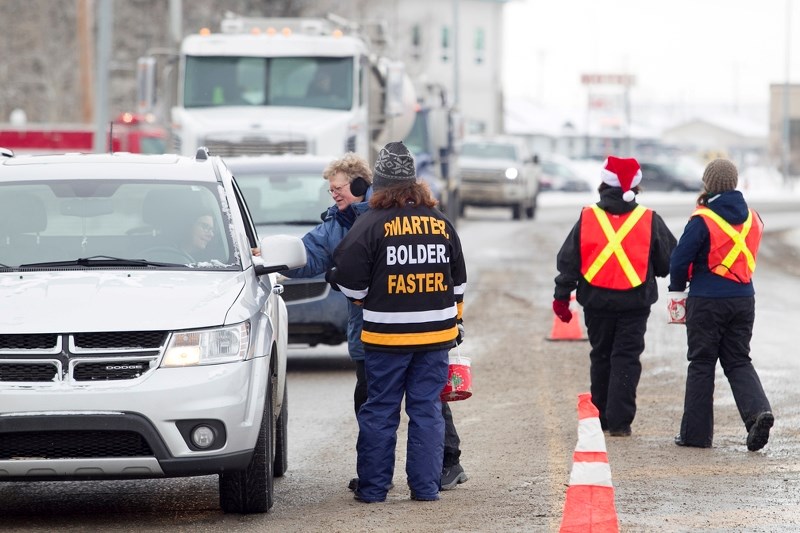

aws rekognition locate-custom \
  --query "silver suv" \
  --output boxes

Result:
[458,135,541,220]
[0,149,306,514]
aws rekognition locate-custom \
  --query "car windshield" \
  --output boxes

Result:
[234,168,332,225]
[461,142,517,160]
[183,55,354,111]
[0,180,238,269]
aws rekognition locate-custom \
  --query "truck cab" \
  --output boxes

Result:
[143,15,415,167]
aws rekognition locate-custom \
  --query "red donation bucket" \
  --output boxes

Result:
[441,355,472,402]
[667,291,687,324]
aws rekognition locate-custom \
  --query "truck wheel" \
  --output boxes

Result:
[273,382,288,477]
[219,376,275,514]
[512,203,523,220]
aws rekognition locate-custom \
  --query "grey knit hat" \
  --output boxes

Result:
[702,159,738,194]
[372,141,416,190]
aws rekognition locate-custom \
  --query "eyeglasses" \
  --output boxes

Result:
[327,183,348,196]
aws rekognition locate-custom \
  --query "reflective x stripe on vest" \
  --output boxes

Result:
[692,207,761,283]
[580,205,652,289]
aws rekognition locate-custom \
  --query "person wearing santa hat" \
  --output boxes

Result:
[552,156,677,436]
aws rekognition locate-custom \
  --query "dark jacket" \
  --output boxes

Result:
[554,187,676,314]
[281,191,372,360]
[669,190,759,298]
[330,203,467,353]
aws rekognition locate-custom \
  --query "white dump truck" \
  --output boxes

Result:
[139,14,416,166]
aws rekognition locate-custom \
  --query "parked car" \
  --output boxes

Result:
[539,156,592,192]
[458,135,541,220]
[0,149,306,514]
[226,154,350,347]
[639,160,703,192]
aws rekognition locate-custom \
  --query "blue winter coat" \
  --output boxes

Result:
[669,190,758,298]
[282,190,372,360]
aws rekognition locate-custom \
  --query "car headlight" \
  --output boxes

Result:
[162,322,251,367]
[505,167,519,180]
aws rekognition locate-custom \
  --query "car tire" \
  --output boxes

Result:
[273,381,288,478]
[512,203,523,220]
[219,375,275,514]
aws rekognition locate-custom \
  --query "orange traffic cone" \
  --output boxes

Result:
[559,393,619,533]
[547,295,588,341]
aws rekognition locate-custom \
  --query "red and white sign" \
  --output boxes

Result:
[581,73,635,87]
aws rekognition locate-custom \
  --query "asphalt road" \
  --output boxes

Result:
[3,191,800,532]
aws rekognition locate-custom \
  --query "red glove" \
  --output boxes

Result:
[552,299,573,323]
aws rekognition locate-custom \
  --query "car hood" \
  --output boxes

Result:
[0,270,248,334]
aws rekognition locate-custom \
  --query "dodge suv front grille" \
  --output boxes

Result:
[0,430,154,459]
[0,332,167,384]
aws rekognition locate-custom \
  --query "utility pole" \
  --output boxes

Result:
[93,0,113,153]
[77,0,94,124]
[452,0,459,108]
[782,0,792,187]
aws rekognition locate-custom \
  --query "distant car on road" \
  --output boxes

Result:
[458,135,541,220]
[226,154,350,348]
[639,160,703,192]
[539,156,592,192]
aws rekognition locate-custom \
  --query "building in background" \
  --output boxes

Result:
[769,84,800,176]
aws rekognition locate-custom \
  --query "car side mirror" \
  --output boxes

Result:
[254,234,307,276]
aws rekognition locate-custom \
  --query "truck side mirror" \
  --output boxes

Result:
[136,57,157,114]
[532,154,540,165]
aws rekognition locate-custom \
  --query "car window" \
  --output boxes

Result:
[235,170,331,225]
[0,180,238,269]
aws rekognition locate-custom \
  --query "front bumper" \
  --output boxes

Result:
[0,358,268,480]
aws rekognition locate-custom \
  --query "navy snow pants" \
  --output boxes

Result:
[355,359,462,466]
[679,296,771,447]
[355,348,449,502]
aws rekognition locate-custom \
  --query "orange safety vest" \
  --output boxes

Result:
[692,207,762,283]
[579,205,653,289]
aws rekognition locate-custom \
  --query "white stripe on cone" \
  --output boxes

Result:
[568,462,613,487]
[575,417,607,452]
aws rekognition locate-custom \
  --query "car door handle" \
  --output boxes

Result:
[272,284,284,295]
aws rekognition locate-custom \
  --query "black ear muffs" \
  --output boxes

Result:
[349,177,369,197]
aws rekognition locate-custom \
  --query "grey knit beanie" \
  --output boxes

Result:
[702,159,738,194]
[372,141,416,190]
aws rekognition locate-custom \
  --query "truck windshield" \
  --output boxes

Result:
[234,168,332,225]
[184,56,354,111]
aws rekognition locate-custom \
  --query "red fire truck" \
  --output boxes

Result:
[0,112,166,155]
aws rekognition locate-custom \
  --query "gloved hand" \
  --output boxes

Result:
[456,322,465,345]
[552,299,572,323]
[325,267,340,292]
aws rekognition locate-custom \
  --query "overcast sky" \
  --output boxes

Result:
[502,0,798,111]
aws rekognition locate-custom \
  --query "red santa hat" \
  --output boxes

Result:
[600,156,642,202]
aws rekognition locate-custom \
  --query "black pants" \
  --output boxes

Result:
[355,360,461,466]
[680,296,771,447]
[584,309,649,432]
